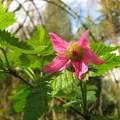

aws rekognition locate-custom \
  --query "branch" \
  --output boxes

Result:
[54,96,90,120]
[29,0,44,26]
[9,69,34,87]
[0,47,89,119]
[8,68,89,119]
[42,0,97,43]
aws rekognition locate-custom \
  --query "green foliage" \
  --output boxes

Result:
[87,91,97,103]
[0,57,6,70]
[63,100,81,108]
[9,88,31,113]
[23,74,55,120]
[0,2,120,119]
[87,85,98,91]
[8,74,56,120]
[0,26,54,71]
[0,30,32,51]
[24,86,51,120]
[0,2,16,30]
[19,55,41,69]
[90,42,120,57]
[28,26,53,55]
[56,90,77,100]
[86,85,98,104]
[0,27,53,55]
[50,69,79,93]
[90,42,120,76]
[0,5,55,119]
[92,53,120,76]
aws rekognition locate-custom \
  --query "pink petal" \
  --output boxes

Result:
[49,32,71,53]
[84,48,106,65]
[42,54,71,72]
[76,30,90,48]
[72,61,88,80]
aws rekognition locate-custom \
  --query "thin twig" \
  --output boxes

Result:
[54,96,90,120]
[9,69,89,119]
[89,102,97,113]
[29,0,44,26]
[0,47,10,69]
[9,69,34,87]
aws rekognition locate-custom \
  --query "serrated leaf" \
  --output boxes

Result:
[9,89,31,113]
[0,2,16,30]
[0,27,53,56]
[92,53,120,76]
[87,91,97,103]
[90,42,120,57]
[28,26,53,55]
[50,69,79,92]
[23,74,55,120]
[24,87,51,120]
[0,30,32,51]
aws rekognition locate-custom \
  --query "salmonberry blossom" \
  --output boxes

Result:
[42,30,105,80]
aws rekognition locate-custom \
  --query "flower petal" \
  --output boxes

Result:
[84,48,106,64]
[76,30,89,48]
[49,32,71,53]
[42,54,71,72]
[72,61,88,80]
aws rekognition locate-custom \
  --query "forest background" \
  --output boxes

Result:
[0,0,120,120]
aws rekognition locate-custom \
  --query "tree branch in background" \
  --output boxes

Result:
[29,0,44,26]
[42,0,97,43]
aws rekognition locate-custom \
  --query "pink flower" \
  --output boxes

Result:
[42,30,105,80]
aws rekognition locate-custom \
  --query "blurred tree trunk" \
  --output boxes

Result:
[99,0,120,49]
[105,0,119,47]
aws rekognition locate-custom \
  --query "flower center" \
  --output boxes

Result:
[66,44,84,61]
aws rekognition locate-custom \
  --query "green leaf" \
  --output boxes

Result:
[90,42,120,57]
[24,87,51,120]
[19,55,38,68]
[92,53,120,76]
[24,68,37,81]
[56,90,77,100]
[92,116,120,120]
[0,30,32,51]
[87,91,97,103]
[63,100,81,108]
[23,74,55,120]
[9,89,31,113]
[87,85,98,91]
[28,26,53,55]
[1,51,21,68]
[50,69,79,92]
[0,27,53,56]
[0,2,16,30]
[19,54,51,70]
